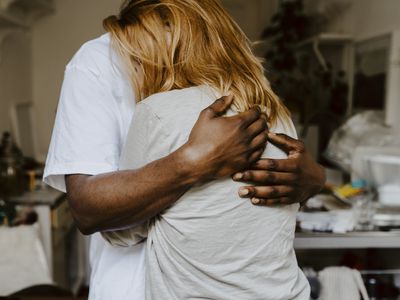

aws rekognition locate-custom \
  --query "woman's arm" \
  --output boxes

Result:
[66,96,267,235]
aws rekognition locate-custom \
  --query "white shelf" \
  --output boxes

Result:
[295,231,400,249]
[297,33,353,48]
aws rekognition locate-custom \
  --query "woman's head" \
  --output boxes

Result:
[104,0,288,124]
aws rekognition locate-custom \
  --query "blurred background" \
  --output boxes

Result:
[0,0,400,299]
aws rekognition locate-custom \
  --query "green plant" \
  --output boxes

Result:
[262,0,349,123]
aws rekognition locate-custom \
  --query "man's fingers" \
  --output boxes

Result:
[251,158,299,173]
[250,197,295,206]
[245,130,269,165]
[238,185,294,199]
[247,118,268,139]
[203,95,234,118]
[232,170,298,185]
[249,131,268,151]
[267,132,305,154]
[234,106,261,128]
[248,148,264,165]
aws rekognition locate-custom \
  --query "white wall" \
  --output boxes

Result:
[221,0,278,41]
[32,0,121,160]
[306,0,400,39]
[0,31,32,138]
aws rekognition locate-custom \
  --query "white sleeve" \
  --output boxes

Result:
[43,66,122,192]
[101,103,168,247]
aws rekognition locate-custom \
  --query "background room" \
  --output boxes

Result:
[0,0,400,299]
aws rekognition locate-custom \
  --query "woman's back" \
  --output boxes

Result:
[117,85,309,299]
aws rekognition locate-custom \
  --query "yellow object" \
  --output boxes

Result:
[334,184,364,198]
[26,170,36,192]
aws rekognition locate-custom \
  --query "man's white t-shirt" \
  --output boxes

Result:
[43,34,145,300]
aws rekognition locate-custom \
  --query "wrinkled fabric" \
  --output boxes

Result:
[319,267,369,300]
[107,86,310,300]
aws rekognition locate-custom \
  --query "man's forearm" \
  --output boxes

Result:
[66,146,201,235]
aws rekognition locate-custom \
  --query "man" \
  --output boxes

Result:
[44,31,324,300]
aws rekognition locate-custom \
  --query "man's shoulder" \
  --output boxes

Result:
[67,33,123,78]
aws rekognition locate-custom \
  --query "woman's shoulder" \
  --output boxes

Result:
[261,114,298,160]
[269,114,298,139]
[139,85,216,117]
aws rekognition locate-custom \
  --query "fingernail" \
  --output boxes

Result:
[252,198,260,204]
[239,188,249,197]
[233,173,243,181]
[268,132,276,136]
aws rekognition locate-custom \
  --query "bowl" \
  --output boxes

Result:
[365,155,400,206]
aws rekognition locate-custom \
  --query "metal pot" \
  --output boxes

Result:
[0,132,25,198]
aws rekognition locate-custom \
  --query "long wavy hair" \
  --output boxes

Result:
[104,0,289,124]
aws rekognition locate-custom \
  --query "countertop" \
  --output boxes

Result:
[8,187,65,208]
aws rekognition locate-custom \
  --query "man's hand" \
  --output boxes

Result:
[181,95,268,181]
[232,132,326,206]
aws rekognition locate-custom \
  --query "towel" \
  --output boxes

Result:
[0,224,52,296]
[318,266,369,300]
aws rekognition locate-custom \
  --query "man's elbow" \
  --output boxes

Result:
[73,214,97,235]
[65,174,101,235]
[67,197,99,235]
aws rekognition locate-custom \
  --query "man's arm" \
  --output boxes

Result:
[66,96,268,235]
[233,132,326,205]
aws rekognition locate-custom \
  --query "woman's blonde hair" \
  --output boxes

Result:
[104,0,289,124]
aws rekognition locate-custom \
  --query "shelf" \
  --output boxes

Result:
[8,187,65,208]
[297,33,353,48]
[10,0,53,11]
[0,0,53,28]
[294,231,400,249]
[0,10,26,27]
[9,0,54,20]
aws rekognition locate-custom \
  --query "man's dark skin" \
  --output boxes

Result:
[66,95,325,235]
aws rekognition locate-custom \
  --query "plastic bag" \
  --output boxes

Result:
[325,111,400,172]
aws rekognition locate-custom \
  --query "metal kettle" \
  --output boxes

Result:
[0,132,25,198]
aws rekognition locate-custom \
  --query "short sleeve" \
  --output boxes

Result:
[118,102,169,170]
[43,66,122,192]
[101,102,170,247]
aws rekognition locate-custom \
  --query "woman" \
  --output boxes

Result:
[102,0,310,299]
